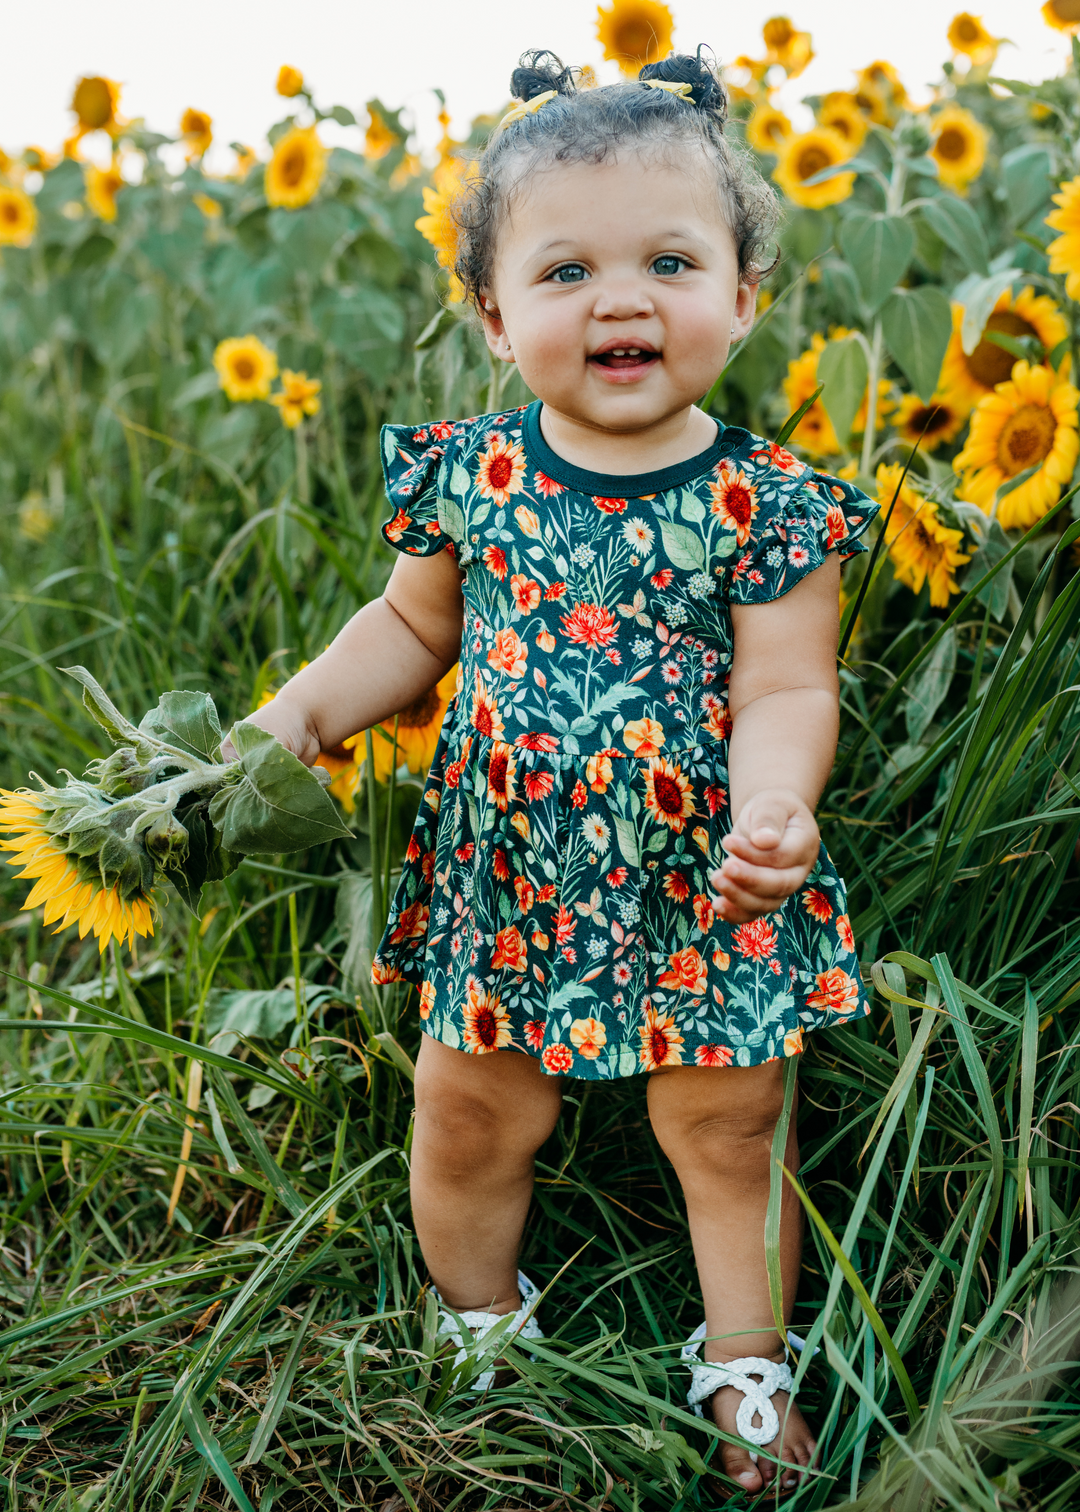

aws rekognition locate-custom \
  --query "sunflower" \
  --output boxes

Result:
[70,76,121,137]
[596,0,674,75]
[816,91,868,149]
[364,106,399,161]
[463,979,512,1053]
[276,65,305,98]
[947,12,998,65]
[265,126,326,209]
[0,186,36,247]
[891,391,966,451]
[724,55,772,107]
[761,16,814,78]
[24,146,59,173]
[773,127,854,209]
[954,361,1080,530]
[876,463,970,607]
[853,61,908,125]
[745,104,792,154]
[939,288,1068,415]
[366,664,458,782]
[270,370,321,428]
[929,105,987,194]
[232,145,258,179]
[85,162,126,222]
[1046,175,1080,300]
[415,157,473,302]
[213,335,278,401]
[193,192,223,221]
[1043,0,1080,33]
[1,790,155,954]
[180,108,212,160]
[642,757,695,833]
[638,1002,684,1070]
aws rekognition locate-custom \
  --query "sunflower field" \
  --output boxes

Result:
[4,3,1080,1508]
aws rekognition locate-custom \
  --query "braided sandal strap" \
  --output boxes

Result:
[681,1324,795,1445]
[433,1270,544,1391]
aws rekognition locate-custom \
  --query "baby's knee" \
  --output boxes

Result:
[649,1067,788,1170]
[414,1058,559,1165]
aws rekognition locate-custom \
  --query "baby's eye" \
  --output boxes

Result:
[549,263,589,284]
[651,255,689,276]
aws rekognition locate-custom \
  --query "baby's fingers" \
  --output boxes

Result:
[709,858,807,919]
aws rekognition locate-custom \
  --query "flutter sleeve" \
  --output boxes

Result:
[379,420,460,557]
[728,456,878,606]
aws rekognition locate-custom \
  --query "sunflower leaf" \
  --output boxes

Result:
[880,286,951,401]
[840,210,915,311]
[919,195,990,276]
[139,690,223,763]
[209,723,351,854]
[817,335,869,448]
[61,666,143,746]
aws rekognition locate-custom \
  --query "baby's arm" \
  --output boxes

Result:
[223,550,465,764]
[710,554,840,924]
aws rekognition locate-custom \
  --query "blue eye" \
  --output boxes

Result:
[550,263,588,284]
[651,255,688,276]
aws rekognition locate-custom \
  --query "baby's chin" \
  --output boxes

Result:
[535,374,713,433]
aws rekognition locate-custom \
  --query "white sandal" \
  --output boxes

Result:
[682,1322,806,1458]
[433,1270,545,1391]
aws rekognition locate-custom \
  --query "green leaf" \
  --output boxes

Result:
[1002,144,1053,225]
[243,1293,319,1467]
[612,814,640,866]
[775,383,823,445]
[61,666,142,745]
[839,211,915,311]
[437,495,465,542]
[168,799,239,914]
[905,626,957,743]
[414,304,459,350]
[960,512,1012,620]
[450,460,471,497]
[210,722,351,854]
[919,196,989,275]
[180,1396,257,1512]
[817,334,869,447]
[139,689,223,761]
[880,285,951,401]
[960,269,1021,355]
[659,520,706,572]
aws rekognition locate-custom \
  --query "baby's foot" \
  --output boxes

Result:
[708,1373,817,1496]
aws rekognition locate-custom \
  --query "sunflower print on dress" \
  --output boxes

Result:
[372,403,878,1079]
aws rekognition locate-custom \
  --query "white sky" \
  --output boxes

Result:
[3,1,1072,173]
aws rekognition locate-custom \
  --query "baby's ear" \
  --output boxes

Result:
[478,294,514,361]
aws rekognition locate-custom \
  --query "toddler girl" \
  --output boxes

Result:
[249,49,876,1495]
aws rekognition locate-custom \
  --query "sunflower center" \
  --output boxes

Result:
[473,1006,499,1048]
[956,18,980,41]
[797,145,832,181]
[399,686,441,728]
[997,403,1056,476]
[827,113,854,139]
[723,483,754,524]
[488,750,509,796]
[280,147,307,187]
[1,203,18,225]
[613,20,657,54]
[232,356,256,381]
[649,1025,670,1061]
[652,773,684,815]
[967,312,1038,389]
[488,454,513,490]
[74,78,114,130]
[1052,0,1080,18]
[764,18,794,47]
[911,402,950,436]
[766,117,785,143]
[935,127,969,162]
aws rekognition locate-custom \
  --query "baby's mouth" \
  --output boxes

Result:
[590,346,660,370]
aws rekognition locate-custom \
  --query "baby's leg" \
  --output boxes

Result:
[648,1061,814,1494]
[411,1035,563,1312]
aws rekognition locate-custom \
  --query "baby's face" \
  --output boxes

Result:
[483,150,756,434]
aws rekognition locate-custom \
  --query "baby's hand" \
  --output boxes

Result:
[219,695,321,767]
[709,788,820,924]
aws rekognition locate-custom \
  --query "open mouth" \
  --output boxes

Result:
[590,346,661,371]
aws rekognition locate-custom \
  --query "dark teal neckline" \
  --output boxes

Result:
[522,400,745,497]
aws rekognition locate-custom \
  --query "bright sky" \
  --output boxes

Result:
[3,0,1071,173]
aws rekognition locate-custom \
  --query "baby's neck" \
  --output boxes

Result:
[537,403,718,477]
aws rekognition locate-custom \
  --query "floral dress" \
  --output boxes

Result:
[370,402,878,1079]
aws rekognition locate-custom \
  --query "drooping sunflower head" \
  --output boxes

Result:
[877,464,970,609]
[85,162,126,222]
[180,108,213,160]
[745,103,792,154]
[0,186,36,248]
[773,126,854,208]
[213,335,279,402]
[761,16,815,78]
[940,288,1069,414]
[892,392,965,452]
[954,360,1080,530]
[71,76,121,135]
[930,105,988,194]
[1043,0,1080,33]
[276,65,305,98]
[364,105,400,161]
[854,60,908,125]
[270,370,322,428]
[947,12,998,64]
[265,125,327,209]
[596,0,675,76]
[1,788,156,954]
[816,91,868,149]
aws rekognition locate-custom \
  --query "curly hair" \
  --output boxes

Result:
[452,47,780,309]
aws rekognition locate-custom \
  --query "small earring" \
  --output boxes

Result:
[730,325,736,334]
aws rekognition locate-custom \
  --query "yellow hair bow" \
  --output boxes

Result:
[642,80,694,99]
[497,89,559,130]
